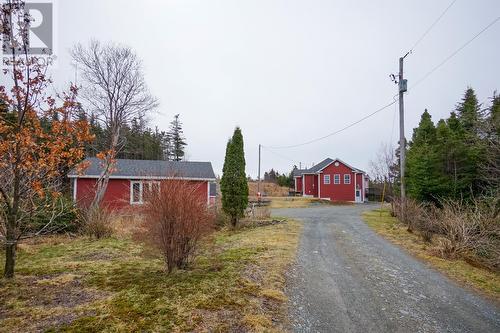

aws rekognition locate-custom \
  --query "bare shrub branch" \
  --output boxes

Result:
[136,180,214,273]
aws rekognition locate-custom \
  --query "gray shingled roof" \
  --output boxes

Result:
[68,158,216,180]
[306,158,334,173]
[291,168,308,177]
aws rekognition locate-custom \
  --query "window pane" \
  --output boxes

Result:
[132,182,141,203]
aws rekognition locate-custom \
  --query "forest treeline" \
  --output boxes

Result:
[406,87,499,204]
[83,113,187,161]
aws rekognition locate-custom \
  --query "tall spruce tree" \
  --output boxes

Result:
[406,110,441,202]
[480,92,500,195]
[168,114,187,161]
[220,127,249,227]
[454,88,486,197]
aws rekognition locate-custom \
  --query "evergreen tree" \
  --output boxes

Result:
[406,110,441,202]
[168,114,187,161]
[220,127,249,227]
[480,92,500,195]
[454,88,486,197]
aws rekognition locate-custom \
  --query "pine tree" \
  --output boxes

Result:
[168,114,187,161]
[480,92,500,195]
[220,127,249,227]
[406,110,441,202]
[454,88,486,198]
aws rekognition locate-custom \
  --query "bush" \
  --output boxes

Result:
[138,180,214,273]
[393,197,500,271]
[27,195,79,234]
[79,205,114,239]
[434,199,499,270]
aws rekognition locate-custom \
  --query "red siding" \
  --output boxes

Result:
[75,178,209,210]
[303,174,318,197]
[295,177,303,193]
[318,162,355,202]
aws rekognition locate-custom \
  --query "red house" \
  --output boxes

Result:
[69,158,217,210]
[292,158,368,203]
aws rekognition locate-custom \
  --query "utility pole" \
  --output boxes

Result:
[398,54,408,206]
[257,144,261,195]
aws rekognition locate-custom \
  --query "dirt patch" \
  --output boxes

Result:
[29,279,101,308]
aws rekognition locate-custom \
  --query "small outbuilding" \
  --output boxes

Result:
[69,158,217,210]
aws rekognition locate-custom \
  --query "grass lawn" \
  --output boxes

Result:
[363,209,500,301]
[0,219,302,332]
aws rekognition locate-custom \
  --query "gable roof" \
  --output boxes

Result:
[68,158,216,180]
[296,158,366,175]
[292,168,308,178]
[306,158,334,173]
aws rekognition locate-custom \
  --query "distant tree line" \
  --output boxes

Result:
[263,169,293,187]
[83,113,188,161]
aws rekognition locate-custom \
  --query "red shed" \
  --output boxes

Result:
[69,158,217,210]
[293,158,368,203]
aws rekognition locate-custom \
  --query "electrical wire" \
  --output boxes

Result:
[408,0,457,54]
[265,99,398,149]
[410,16,500,91]
[261,146,298,163]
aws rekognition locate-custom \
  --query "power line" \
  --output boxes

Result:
[408,0,457,54]
[265,99,398,149]
[261,146,298,163]
[410,16,500,91]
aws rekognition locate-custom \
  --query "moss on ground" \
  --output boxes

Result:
[363,209,500,300]
[0,220,301,332]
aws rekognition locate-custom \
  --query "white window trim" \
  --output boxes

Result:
[130,181,143,205]
[344,174,351,185]
[333,174,340,185]
[72,178,77,201]
[324,174,331,185]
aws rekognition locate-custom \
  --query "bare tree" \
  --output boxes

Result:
[369,143,397,201]
[71,40,158,207]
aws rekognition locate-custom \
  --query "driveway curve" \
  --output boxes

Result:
[273,205,499,333]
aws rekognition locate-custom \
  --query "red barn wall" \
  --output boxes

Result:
[75,178,209,210]
[303,174,318,197]
[295,177,303,193]
[318,162,355,201]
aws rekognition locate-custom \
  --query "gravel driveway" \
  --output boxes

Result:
[273,204,499,333]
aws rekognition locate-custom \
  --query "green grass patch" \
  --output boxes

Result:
[363,209,500,300]
[0,220,302,332]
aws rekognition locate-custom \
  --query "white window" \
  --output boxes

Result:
[334,174,340,184]
[131,181,160,204]
[344,174,351,184]
[131,181,143,204]
[324,174,331,185]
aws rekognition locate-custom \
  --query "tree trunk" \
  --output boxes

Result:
[231,216,238,228]
[3,215,17,279]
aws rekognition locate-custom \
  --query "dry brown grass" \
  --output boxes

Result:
[0,219,302,332]
[363,209,500,300]
[268,197,347,209]
[248,181,290,197]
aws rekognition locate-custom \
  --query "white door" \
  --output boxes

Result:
[355,189,362,203]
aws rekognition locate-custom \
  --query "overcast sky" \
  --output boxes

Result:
[18,1,500,177]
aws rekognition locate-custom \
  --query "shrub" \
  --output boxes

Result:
[434,199,499,270]
[138,180,214,273]
[78,205,114,239]
[27,195,79,234]
[394,196,500,271]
